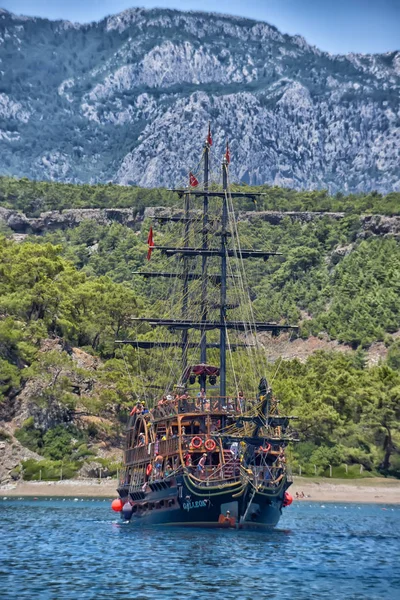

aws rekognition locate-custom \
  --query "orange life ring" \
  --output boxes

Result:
[259,443,271,453]
[191,436,202,449]
[205,438,216,452]
[146,464,153,476]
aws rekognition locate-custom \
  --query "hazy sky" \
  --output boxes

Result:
[2,0,400,54]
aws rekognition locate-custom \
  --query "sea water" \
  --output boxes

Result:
[0,498,399,599]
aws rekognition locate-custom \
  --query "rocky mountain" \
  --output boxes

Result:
[0,7,399,193]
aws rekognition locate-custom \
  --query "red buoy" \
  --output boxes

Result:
[283,492,293,507]
[111,498,123,512]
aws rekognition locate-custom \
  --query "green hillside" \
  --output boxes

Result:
[1,176,399,215]
[0,179,399,480]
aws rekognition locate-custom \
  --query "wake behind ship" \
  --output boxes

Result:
[112,126,298,529]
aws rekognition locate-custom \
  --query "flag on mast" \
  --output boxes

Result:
[189,172,199,187]
[147,226,154,260]
[225,141,231,164]
[207,122,213,146]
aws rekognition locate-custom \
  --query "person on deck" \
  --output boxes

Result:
[197,453,207,477]
[227,398,234,412]
[230,441,239,459]
[237,391,246,412]
[154,455,163,479]
[196,388,206,410]
[130,402,142,417]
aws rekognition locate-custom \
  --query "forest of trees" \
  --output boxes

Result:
[0,178,399,479]
[1,175,399,216]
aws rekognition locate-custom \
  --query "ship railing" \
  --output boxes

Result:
[179,396,253,414]
[157,436,180,457]
[188,466,241,487]
[150,397,257,420]
[248,465,288,488]
[124,437,182,465]
[125,444,152,464]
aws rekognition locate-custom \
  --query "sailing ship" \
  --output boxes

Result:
[113,126,298,529]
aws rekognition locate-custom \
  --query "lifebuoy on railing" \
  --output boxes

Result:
[191,436,202,449]
[258,443,271,453]
[146,463,153,476]
[205,438,216,452]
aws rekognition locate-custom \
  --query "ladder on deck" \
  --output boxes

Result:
[223,449,240,478]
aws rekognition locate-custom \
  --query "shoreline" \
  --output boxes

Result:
[1,477,400,503]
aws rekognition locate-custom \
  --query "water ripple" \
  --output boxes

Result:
[0,499,399,599]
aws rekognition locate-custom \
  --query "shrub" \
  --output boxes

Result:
[21,458,79,481]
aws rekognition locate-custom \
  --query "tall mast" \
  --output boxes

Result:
[200,135,210,389]
[220,155,228,399]
[181,191,190,376]
[122,128,299,390]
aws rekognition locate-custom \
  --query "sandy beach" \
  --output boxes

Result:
[290,477,400,504]
[1,477,400,503]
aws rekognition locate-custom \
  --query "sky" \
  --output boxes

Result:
[2,0,400,55]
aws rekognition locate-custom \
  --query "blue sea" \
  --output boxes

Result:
[1,498,399,599]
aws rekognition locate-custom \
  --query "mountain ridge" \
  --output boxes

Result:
[0,7,399,192]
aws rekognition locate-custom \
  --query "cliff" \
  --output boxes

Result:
[0,8,399,192]
[1,205,400,238]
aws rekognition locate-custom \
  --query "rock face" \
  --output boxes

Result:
[1,205,400,237]
[0,206,142,233]
[0,8,399,193]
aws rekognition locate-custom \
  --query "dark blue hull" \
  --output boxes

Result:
[118,474,288,529]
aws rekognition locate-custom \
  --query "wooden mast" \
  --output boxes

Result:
[199,135,210,391]
[220,155,228,400]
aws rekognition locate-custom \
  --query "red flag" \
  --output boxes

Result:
[189,172,199,187]
[225,141,231,164]
[207,123,213,146]
[147,226,154,260]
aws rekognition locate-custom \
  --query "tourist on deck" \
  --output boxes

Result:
[264,467,272,484]
[237,390,246,412]
[230,441,239,459]
[130,402,142,417]
[196,388,206,411]
[138,433,145,446]
[197,453,207,477]
[184,452,192,469]
[154,454,163,478]
[278,448,286,466]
